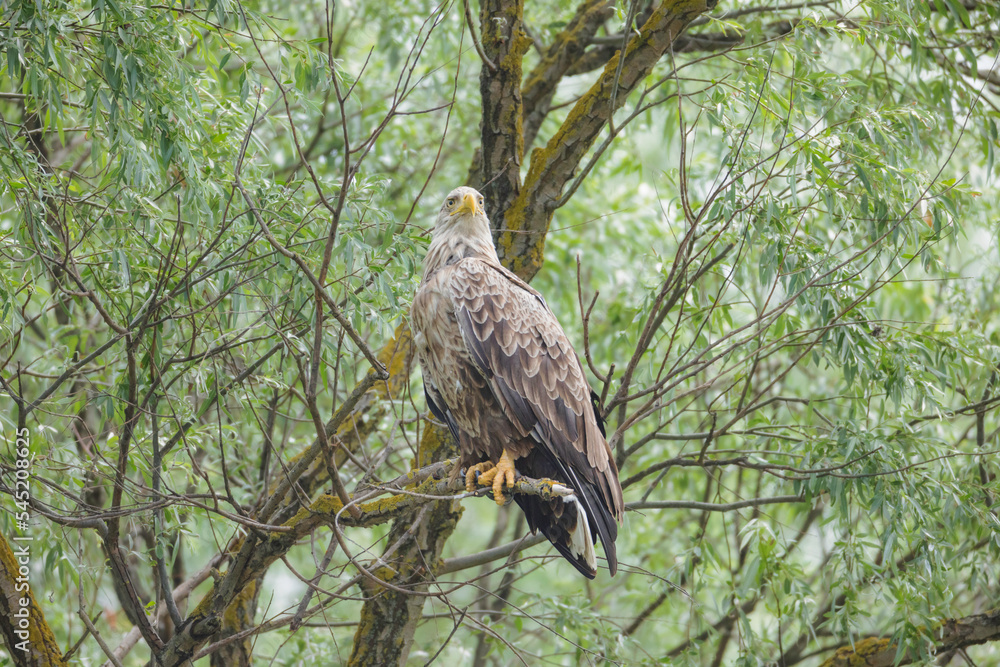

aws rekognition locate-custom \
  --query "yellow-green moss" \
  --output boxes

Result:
[0,532,68,666]
[359,492,410,517]
[222,579,257,629]
[373,324,413,399]
[819,637,893,667]
[417,423,454,467]
[282,493,345,530]
[498,31,531,74]
[187,580,218,621]
[284,473,450,532]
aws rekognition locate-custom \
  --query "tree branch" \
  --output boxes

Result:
[817,608,1000,667]
[496,0,719,280]
[478,0,531,224]
[521,0,615,151]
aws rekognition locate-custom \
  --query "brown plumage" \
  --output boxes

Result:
[410,186,624,578]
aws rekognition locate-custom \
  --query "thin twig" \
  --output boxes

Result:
[464,0,497,71]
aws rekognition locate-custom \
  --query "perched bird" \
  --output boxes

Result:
[410,186,624,578]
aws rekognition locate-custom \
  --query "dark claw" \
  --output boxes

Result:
[474,470,481,480]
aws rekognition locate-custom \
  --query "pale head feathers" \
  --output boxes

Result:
[423,186,498,279]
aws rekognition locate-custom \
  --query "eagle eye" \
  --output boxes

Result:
[447,198,456,207]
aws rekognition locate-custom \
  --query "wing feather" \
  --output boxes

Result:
[424,382,461,445]
[448,258,624,527]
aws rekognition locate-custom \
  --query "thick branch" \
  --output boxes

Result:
[283,462,582,534]
[521,0,615,151]
[156,329,414,666]
[479,0,531,224]
[497,0,718,279]
[818,608,1000,667]
[346,424,462,666]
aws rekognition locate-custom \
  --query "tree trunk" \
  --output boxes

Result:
[347,426,462,666]
[209,578,260,667]
[343,0,719,661]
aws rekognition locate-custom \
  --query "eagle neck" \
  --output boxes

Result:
[422,226,499,281]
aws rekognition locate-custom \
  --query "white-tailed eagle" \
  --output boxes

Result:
[410,186,624,578]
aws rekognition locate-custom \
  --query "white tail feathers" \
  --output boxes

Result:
[562,491,596,572]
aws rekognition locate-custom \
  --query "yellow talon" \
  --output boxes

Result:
[465,451,517,504]
[479,449,517,506]
[465,460,495,494]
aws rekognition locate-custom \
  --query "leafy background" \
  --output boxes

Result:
[1,0,999,664]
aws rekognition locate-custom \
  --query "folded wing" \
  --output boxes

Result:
[446,257,624,575]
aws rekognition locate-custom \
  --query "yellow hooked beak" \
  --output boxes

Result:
[452,192,483,216]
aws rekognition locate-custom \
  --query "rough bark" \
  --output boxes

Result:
[479,0,531,229]
[209,580,259,667]
[0,532,67,667]
[497,0,719,280]
[818,608,1000,667]
[156,328,414,666]
[346,426,462,667]
[521,0,616,152]
[282,466,581,536]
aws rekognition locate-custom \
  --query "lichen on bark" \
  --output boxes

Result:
[0,532,67,667]
[346,424,463,667]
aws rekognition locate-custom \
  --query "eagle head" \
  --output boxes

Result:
[441,186,485,217]
[434,187,491,239]
[423,186,498,278]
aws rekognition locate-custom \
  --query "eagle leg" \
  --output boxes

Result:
[465,460,495,493]
[474,449,517,506]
